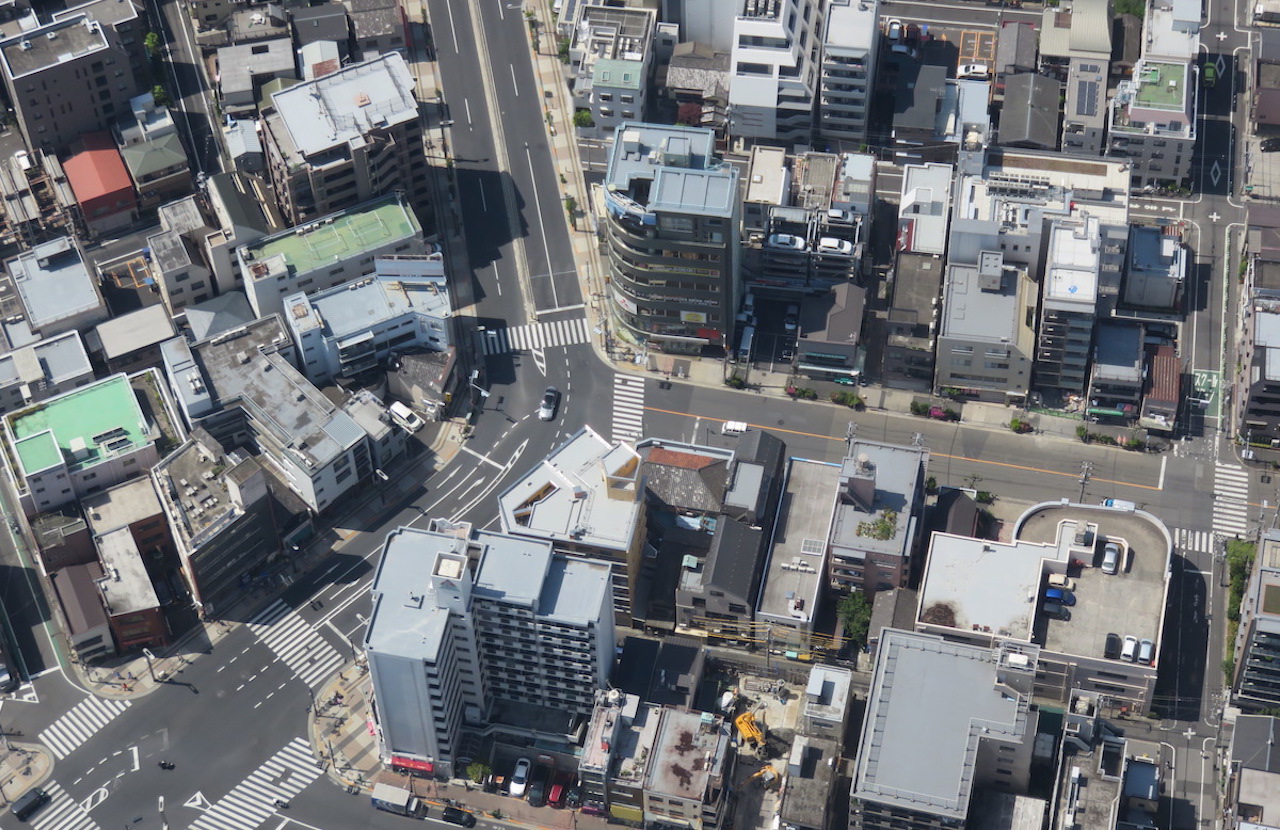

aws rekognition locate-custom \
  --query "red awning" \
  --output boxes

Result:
[391,756,434,773]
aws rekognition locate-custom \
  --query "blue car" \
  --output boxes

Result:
[1044,587,1076,606]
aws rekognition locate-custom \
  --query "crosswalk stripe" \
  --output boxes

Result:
[39,697,131,760]
[481,318,590,354]
[191,737,322,830]
[612,375,646,443]
[246,603,345,689]
[31,782,98,830]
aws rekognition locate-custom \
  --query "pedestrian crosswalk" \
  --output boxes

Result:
[482,317,590,354]
[1173,527,1216,557]
[38,696,131,760]
[1213,463,1251,536]
[613,374,645,445]
[244,600,344,688]
[190,737,322,830]
[29,782,98,830]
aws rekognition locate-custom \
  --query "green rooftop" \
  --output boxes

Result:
[9,374,149,476]
[595,59,644,91]
[1134,61,1187,109]
[240,195,421,281]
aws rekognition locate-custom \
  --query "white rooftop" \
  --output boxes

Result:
[1044,220,1100,307]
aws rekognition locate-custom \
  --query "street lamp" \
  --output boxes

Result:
[468,369,490,404]
[142,648,157,683]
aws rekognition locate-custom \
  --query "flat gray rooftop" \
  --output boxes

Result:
[83,477,162,534]
[645,709,728,801]
[364,527,467,662]
[853,630,1031,820]
[606,122,737,218]
[95,526,161,615]
[0,331,90,390]
[829,441,925,561]
[780,736,840,830]
[758,459,840,628]
[0,15,108,79]
[10,236,100,332]
[1018,504,1170,660]
[942,259,1023,342]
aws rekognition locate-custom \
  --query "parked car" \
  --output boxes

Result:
[527,767,550,808]
[549,775,569,808]
[509,758,532,798]
[1102,541,1121,575]
[1048,573,1075,591]
[817,237,854,255]
[834,376,859,386]
[1121,635,1139,662]
[826,207,853,223]
[1043,601,1071,621]
[1263,137,1280,152]
[783,304,800,332]
[890,43,919,59]
[957,63,991,79]
[1103,632,1122,660]
[766,233,807,251]
[1044,587,1076,606]
[1138,638,1155,665]
[886,17,904,40]
[538,387,560,421]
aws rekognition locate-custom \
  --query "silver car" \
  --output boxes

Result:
[538,387,560,421]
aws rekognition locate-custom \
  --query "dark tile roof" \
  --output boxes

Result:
[1232,715,1280,773]
[642,448,729,514]
[703,518,765,605]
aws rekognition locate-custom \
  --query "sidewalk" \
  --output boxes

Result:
[0,741,53,810]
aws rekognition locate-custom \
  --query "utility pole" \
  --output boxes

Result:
[845,421,857,455]
[1077,461,1094,503]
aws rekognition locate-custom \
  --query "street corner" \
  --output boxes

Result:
[0,741,55,801]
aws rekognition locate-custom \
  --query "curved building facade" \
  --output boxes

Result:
[603,123,740,354]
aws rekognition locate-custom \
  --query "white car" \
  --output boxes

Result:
[817,237,854,255]
[538,387,560,422]
[826,207,852,223]
[510,758,532,798]
[957,63,991,80]
[886,18,904,40]
[766,233,807,251]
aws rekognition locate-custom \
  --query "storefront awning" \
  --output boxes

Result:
[391,756,434,773]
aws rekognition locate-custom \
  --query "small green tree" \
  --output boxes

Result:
[144,31,162,59]
[573,110,595,129]
[467,761,492,783]
[837,592,873,651]
[151,85,172,107]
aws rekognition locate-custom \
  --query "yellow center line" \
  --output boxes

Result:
[642,405,1162,491]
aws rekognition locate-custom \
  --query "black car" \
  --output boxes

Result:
[1103,632,1122,660]
[11,788,50,821]
[1263,137,1280,152]
[442,807,477,827]
[527,767,550,808]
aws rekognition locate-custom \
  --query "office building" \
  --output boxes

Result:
[918,502,1171,713]
[643,708,732,830]
[5,236,107,344]
[285,256,452,385]
[757,457,840,634]
[727,0,824,144]
[801,664,853,738]
[1235,303,1280,447]
[1035,218,1102,394]
[1062,59,1108,155]
[1087,321,1144,422]
[3,373,167,515]
[1109,59,1197,188]
[818,0,879,145]
[0,331,93,418]
[826,440,928,593]
[1123,224,1186,310]
[261,53,428,225]
[498,426,645,625]
[1226,715,1280,828]
[1233,530,1280,710]
[850,630,1040,830]
[365,526,614,778]
[92,304,177,375]
[602,123,739,353]
[236,193,425,319]
[0,14,139,154]
[161,315,382,515]
[569,4,656,139]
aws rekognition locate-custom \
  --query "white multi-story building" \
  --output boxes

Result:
[284,256,453,385]
[569,4,656,139]
[819,0,879,144]
[728,0,825,144]
[365,525,614,778]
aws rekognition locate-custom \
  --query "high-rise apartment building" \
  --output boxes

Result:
[364,526,614,778]
[727,0,824,144]
[819,0,879,144]
[261,53,429,225]
[602,123,739,353]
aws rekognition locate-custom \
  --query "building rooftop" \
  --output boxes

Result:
[1016,503,1172,659]
[824,0,877,51]
[804,664,852,727]
[119,132,188,180]
[207,171,277,236]
[217,38,294,96]
[1044,220,1100,308]
[853,630,1036,821]
[7,373,150,477]
[829,441,926,563]
[345,0,400,38]
[152,431,239,544]
[0,15,109,79]
[83,477,162,534]
[1066,58,1108,127]
[1113,60,1194,137]
[645,708,729,802]
[744,146,788,208]
[474,529,612,626]
[758,458,840,627]
[497,426,643,555]
[0,331,90,392]
[364,526,467,663]
[286,259,450,340]
[1128,225,1185,280]
[595,58,644,90]
[1001,74,1061,148]
[238,193,420,282]
[940,256,1029,343]
[893,64,949,133]
[270,52,417,160]
[898,163,953,255]
[1039,0,1112,60]
[64,131,133,203]
[95,526,161,615]
[9,236,101,333]
[780,735,839,830]
[1093,321,1143,382]
[95,305,176,362]
[184,292,256,342]
[1133,60,1187,108]
[605,123,737,218]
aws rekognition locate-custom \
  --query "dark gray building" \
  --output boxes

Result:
[999,74,1061,150]
[795,283,866,380]
[602,123,740,354]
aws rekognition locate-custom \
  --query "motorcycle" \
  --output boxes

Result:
[274,799,290,809]
[158,761,175,770]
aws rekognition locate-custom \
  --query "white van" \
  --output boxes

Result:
[1047,573,1075,590]
[389,401,425,433]
[721,421,749,435]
